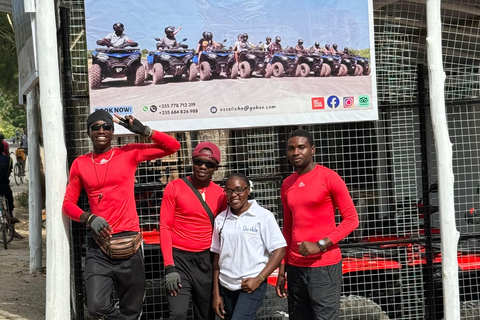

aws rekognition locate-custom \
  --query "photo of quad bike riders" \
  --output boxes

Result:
[85,0,377,133]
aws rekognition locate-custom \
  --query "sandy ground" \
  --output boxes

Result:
[0,205,47,320]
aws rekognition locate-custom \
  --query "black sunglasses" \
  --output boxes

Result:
[90,123,113,131]
[193,158,217,169]
[224,186,249,196]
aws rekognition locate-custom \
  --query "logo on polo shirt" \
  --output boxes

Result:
[243,225,258,233]
[298,182,305,187]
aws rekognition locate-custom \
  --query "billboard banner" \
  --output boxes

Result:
[12,0,38,101]
[85,0,377,133]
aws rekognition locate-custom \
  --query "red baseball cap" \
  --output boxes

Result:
[192,142,221,164]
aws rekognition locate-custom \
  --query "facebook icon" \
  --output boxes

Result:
[327,95,340,108]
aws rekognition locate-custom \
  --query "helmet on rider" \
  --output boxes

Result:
[165,26,175,37]
[202,31,208,39]
[205,32,213,40]
[314,42,320,48]
[344,47,349,54]
[325,44,331,49]
[298,39,304,45]
[275,36,281,43]
[266,36,272,42]
[242,33,248,41]
[333,43,338,50]
[113,22,124,33]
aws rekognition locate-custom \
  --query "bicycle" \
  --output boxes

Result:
[12,149,27,186]
[0,195,15,250]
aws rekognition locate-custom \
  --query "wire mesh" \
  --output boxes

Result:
[59,0,480,319]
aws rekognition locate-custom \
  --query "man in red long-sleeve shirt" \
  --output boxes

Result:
[276,129,359,320]
[160,142,227,320]
[62,110,180,320]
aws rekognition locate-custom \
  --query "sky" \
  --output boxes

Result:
[85,0,372,51]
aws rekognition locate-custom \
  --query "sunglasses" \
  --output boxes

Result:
[193,158,217,169]
[224,186,249,196]
[90,123,113,131]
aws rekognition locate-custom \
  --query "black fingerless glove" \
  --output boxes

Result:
[165,266,181,291]
[87,214,110,236]
[117,117,152,137]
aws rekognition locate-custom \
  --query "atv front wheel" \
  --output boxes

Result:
[338,64,348,76]
[321,64,331,77]
[90,64,102,89]
[365,65,371,75]
[187,63,198,81]
[153,63,164,84]
[134,65,145,86]
[239,61,251,78]
[298,63,310,77]
[272,62,284,77]
[228,63,238,79]
[340,295,389,320]
[263,63,273,78]
[355,65,364,76]
[199,61,211,81]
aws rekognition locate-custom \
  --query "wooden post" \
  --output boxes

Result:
[34,0,70,318]
[426,1,460,319]
[27,86,43,274]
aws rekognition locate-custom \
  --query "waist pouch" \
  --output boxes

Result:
[93,232,142,260]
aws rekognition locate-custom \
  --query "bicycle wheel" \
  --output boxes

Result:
[19,162,24,184]
[0,198,14,249]
[13,163,21,186]
[5,218,14,245]
[1,221,7,249]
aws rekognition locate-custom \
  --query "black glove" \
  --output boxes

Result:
[117,116,152,137]
[87,214,110,236]
[165,265,181,292]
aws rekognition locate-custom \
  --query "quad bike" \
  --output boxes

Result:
[353,55,371,75]
[337,53,363,76]
[196,41,237,80]
[295,50,329,77]
[237,48,272,78]
[145,38,197,84]
[269,49,299,77]
[321,54,345,76]
[261,248,401,320]
[139,230,289,319]
[90,41,144,89]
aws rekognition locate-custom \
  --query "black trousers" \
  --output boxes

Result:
[287,261,342,320]
[167,248,215,320]
[84,235,145,320]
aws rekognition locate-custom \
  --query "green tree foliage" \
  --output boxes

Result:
[0,13,25,137]
[348,48,370,59]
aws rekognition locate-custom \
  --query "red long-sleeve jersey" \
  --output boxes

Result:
[160,177,227,266]
[62,131,180,233]
[281,165,359,267]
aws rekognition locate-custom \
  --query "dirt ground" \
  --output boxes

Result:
[0,206,46,320]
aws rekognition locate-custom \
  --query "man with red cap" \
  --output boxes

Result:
[160,141,227,320]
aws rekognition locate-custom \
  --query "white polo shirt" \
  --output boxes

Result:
[211,200,286,291]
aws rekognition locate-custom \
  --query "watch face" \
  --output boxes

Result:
[319,240,326,246]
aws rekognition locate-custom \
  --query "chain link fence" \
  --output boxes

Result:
[61,0,480,319]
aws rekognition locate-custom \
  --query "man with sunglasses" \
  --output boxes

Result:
[62,109,180,320]
[160,142,227,320]
[276,129,359,320]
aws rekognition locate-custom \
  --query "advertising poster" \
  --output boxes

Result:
[85,0,377,133]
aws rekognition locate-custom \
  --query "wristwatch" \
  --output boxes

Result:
[317,239,327,251]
